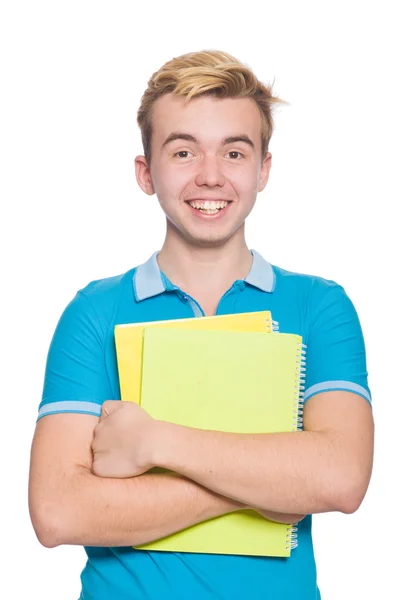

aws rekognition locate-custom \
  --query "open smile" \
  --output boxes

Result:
[185,199,233,218]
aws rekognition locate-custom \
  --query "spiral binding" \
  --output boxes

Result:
[292,342,306,432]
[272,320,280,333]
[286,341,307,552]
[286,524,299,551]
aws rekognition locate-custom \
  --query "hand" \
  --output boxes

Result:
[92,400,158,478]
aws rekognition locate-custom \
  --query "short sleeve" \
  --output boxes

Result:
[38,291,113,421]
[304,283,371,405]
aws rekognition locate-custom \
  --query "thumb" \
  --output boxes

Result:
[99,400,121,422]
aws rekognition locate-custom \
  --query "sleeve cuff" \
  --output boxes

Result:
[303,381,372,405]
[37,400,102,421]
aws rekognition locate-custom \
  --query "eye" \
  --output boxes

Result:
[226,151,244,159]
[173,151,193,159]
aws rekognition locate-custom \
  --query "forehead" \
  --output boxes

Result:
[151,93,262,143]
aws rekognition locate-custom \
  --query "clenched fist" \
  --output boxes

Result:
[91,400,160,478]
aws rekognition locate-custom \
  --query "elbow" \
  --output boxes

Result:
[29,468,91,547]
[329,470,371,515]
[35,528,61,549]
[337,489,364,515]
[30,501,70,548]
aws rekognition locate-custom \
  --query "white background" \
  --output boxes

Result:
[1,1,395,598]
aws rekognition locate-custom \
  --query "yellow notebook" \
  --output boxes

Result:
[114,311,273,403]
[134,328,305,557]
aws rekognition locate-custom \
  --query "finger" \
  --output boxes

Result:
[99,400,117,422]
[92,457,133,479]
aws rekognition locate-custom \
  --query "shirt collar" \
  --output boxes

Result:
[133,248,276,302]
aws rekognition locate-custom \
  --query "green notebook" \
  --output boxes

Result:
[134,328,305,557]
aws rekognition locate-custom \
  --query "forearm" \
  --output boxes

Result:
[154,423,353,515]
[42,468,245,547]
[31,416,303,550]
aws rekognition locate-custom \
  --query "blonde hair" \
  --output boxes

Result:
[137,50,287,166]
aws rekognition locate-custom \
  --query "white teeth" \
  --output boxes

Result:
[188,200,229,212]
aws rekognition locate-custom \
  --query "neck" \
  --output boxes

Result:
[156,233,253,295]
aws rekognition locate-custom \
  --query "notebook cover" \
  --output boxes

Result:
[115,311,273,404]
[134,328,305,557]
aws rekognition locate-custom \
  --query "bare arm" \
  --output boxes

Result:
[152,391,374,515]
[29,413,301,549]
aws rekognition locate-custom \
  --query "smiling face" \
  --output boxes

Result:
[135,93,272,248]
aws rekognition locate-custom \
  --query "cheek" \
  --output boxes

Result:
[227,165,258,192]
[152,164,191,201]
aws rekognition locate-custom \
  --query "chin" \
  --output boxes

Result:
[166,211,245,247]
[189,237,230,248]
[184,227,242,248]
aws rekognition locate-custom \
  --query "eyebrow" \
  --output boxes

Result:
[161,132,255,150]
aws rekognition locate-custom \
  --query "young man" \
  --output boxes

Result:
[29,50,374,599]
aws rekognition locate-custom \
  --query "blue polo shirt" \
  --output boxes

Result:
[38,249,371,600]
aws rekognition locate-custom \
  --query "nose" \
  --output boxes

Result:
[195,155,225,188]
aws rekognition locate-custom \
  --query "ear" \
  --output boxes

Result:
[258,152,272,192]
[135,155,155,195]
